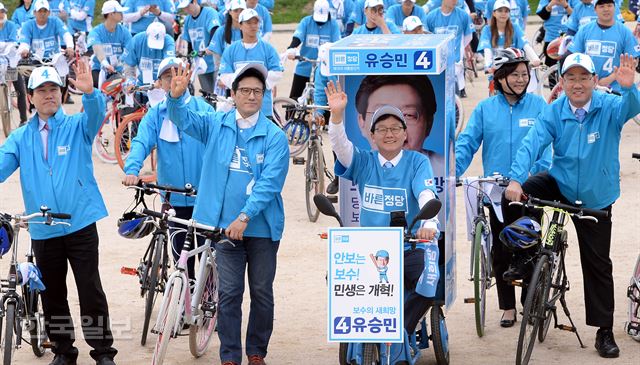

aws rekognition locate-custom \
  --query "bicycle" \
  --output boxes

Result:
[314,194,449,365]
[143,208,222,364]
[626,152,640,341]
[454,94,465,138]
[120,182,197,346]
[66,31,92,96]
[460,174,509,337]
[0,43,20,138]
[509,197,608,365]
[0,206,71,364]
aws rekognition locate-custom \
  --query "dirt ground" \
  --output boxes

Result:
[2,22,640,365]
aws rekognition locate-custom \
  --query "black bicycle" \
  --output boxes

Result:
[510,197,607,365]
[121,182,197,346]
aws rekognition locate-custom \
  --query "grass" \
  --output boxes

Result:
[1,0,634,25]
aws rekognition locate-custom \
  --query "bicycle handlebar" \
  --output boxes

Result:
[138,181,197,196]
[509,196,608,222]
[141,208,223,235]
[456,174,510,187]
[2,206,72,225]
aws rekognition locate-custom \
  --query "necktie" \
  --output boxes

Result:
[575,108,586,123]
[383,161,393,169]
[42,123,49,160]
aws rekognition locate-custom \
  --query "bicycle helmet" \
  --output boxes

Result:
[492,47,528,71]
[546,37,563,60]
[117,212,155,239]
[499,217,541,251]
[100,73,125,97]
[283,119,310,146]
[0,215,13,256]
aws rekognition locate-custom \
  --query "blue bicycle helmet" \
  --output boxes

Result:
[0,215,13,256]
[283,120,310,146]
[500,217,541,251]
[117,212,155,239]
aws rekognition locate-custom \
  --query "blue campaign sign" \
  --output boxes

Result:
[328,34,454,75]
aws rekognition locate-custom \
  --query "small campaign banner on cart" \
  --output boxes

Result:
[327,227,404,343]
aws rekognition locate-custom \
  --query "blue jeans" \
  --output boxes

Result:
[215,236,279,363]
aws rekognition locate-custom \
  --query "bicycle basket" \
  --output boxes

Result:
[117,211,155,239]
[101,74,125,97]
[0,215,13,256]
[499,217,541,251]
[283,119,310,146]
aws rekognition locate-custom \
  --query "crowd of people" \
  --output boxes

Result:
[0,0,639,364]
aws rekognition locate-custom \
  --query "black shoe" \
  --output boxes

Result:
[595,328,620,358]
[326,178,339,195]
[49,354,78,365]
[96,357,116,365]
[459,89,467,98]
[500,310,517,328]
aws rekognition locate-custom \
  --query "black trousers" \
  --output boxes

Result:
[289,73,310,101]
[92,69,100,89]
[501,172,614,328]
[12,75,28,123]
[168,206,205,280]
[31,223,117,360]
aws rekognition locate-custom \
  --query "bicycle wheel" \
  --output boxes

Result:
[0,84,18,138]
[454,95,465,138]
[272,96,308,157]
[473,221,488,337]
[516,256,549,365]
[93,110,119,164]
[430,305,450,365]
[189,261,218,357]
[305,139,324,222]
[531,26,545,60]
[2,302,15,365]
[537,64,560,102]
[24,287,46,357]
[539,245,566,342]
[152,279,182,365]
[362,343,379,365]
[338,342,349,365]
[115,111,158,182]
[142,235,164,346]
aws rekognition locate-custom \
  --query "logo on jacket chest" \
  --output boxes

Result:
[57,145,70,156]
[587,131,600,144]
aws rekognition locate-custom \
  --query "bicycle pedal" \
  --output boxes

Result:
[292,157,305,165]
[120,267,139,276]
[42,341,54,349]
[463,297,475,304]
[558,324,576,332]
[327,195,338,203]
[510,280,523,287]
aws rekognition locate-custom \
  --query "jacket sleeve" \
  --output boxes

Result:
[0,133,20,182]
[124,110,159,176]
[242,130,290,219]
[530,144,553,175]
[615,85,640,129]
[81,89,107,143]
[509,114,556,184]
[455,103,483,177]
[166,92,213,143]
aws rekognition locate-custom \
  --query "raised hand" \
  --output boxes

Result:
[170,63,191,98]
[68,58,94,95]
[324,80,347,124]
[614,53,636,89]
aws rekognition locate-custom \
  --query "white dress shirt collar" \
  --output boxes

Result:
[235,110,260,129]
[377,150,403,168]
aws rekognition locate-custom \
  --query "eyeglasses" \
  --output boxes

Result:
[237,87,264,96]
[563,75,594,84]
[374,126,405,135]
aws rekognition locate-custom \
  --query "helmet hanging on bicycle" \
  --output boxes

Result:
[499,217,541,251]
[0,215,14,256]
[283,119,310,146]
[117,212,155,239]
[492,47,530,100]
[100,73,125,97]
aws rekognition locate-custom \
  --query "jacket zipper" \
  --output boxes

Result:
[577,121,583,203]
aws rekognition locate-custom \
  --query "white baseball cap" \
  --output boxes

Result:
[561,53,596,75]
[402,16,423,32]
[156,57,187,78]
[28,66,63,90]
[177,0,198,9]
[233,62,268,85]
[364,0,384,8]
[313,0,330,22]
[238,8,260,22]
[493,0,511,11]
[33,0,50,11]
[229,0,247,10]
[146,22,166,50]
[0,3,6,12]
[101,0,128,14]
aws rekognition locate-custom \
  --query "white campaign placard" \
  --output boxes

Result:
[327,227,404,343]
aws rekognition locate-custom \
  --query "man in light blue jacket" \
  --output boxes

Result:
[166,63,289,365]
[123,56,213,277]
[504,53,640,359]
[0,60,117,365]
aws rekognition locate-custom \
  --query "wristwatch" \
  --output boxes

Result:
[238,212,250,223]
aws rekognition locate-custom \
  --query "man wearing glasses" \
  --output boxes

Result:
[503,53,640,359]
[352,0,401,34]
[166,62,289,365]
[325,79,440,337]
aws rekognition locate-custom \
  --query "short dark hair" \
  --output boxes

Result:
[595,0,615,6]
[231,67,266,92]
[355,75,437,137]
